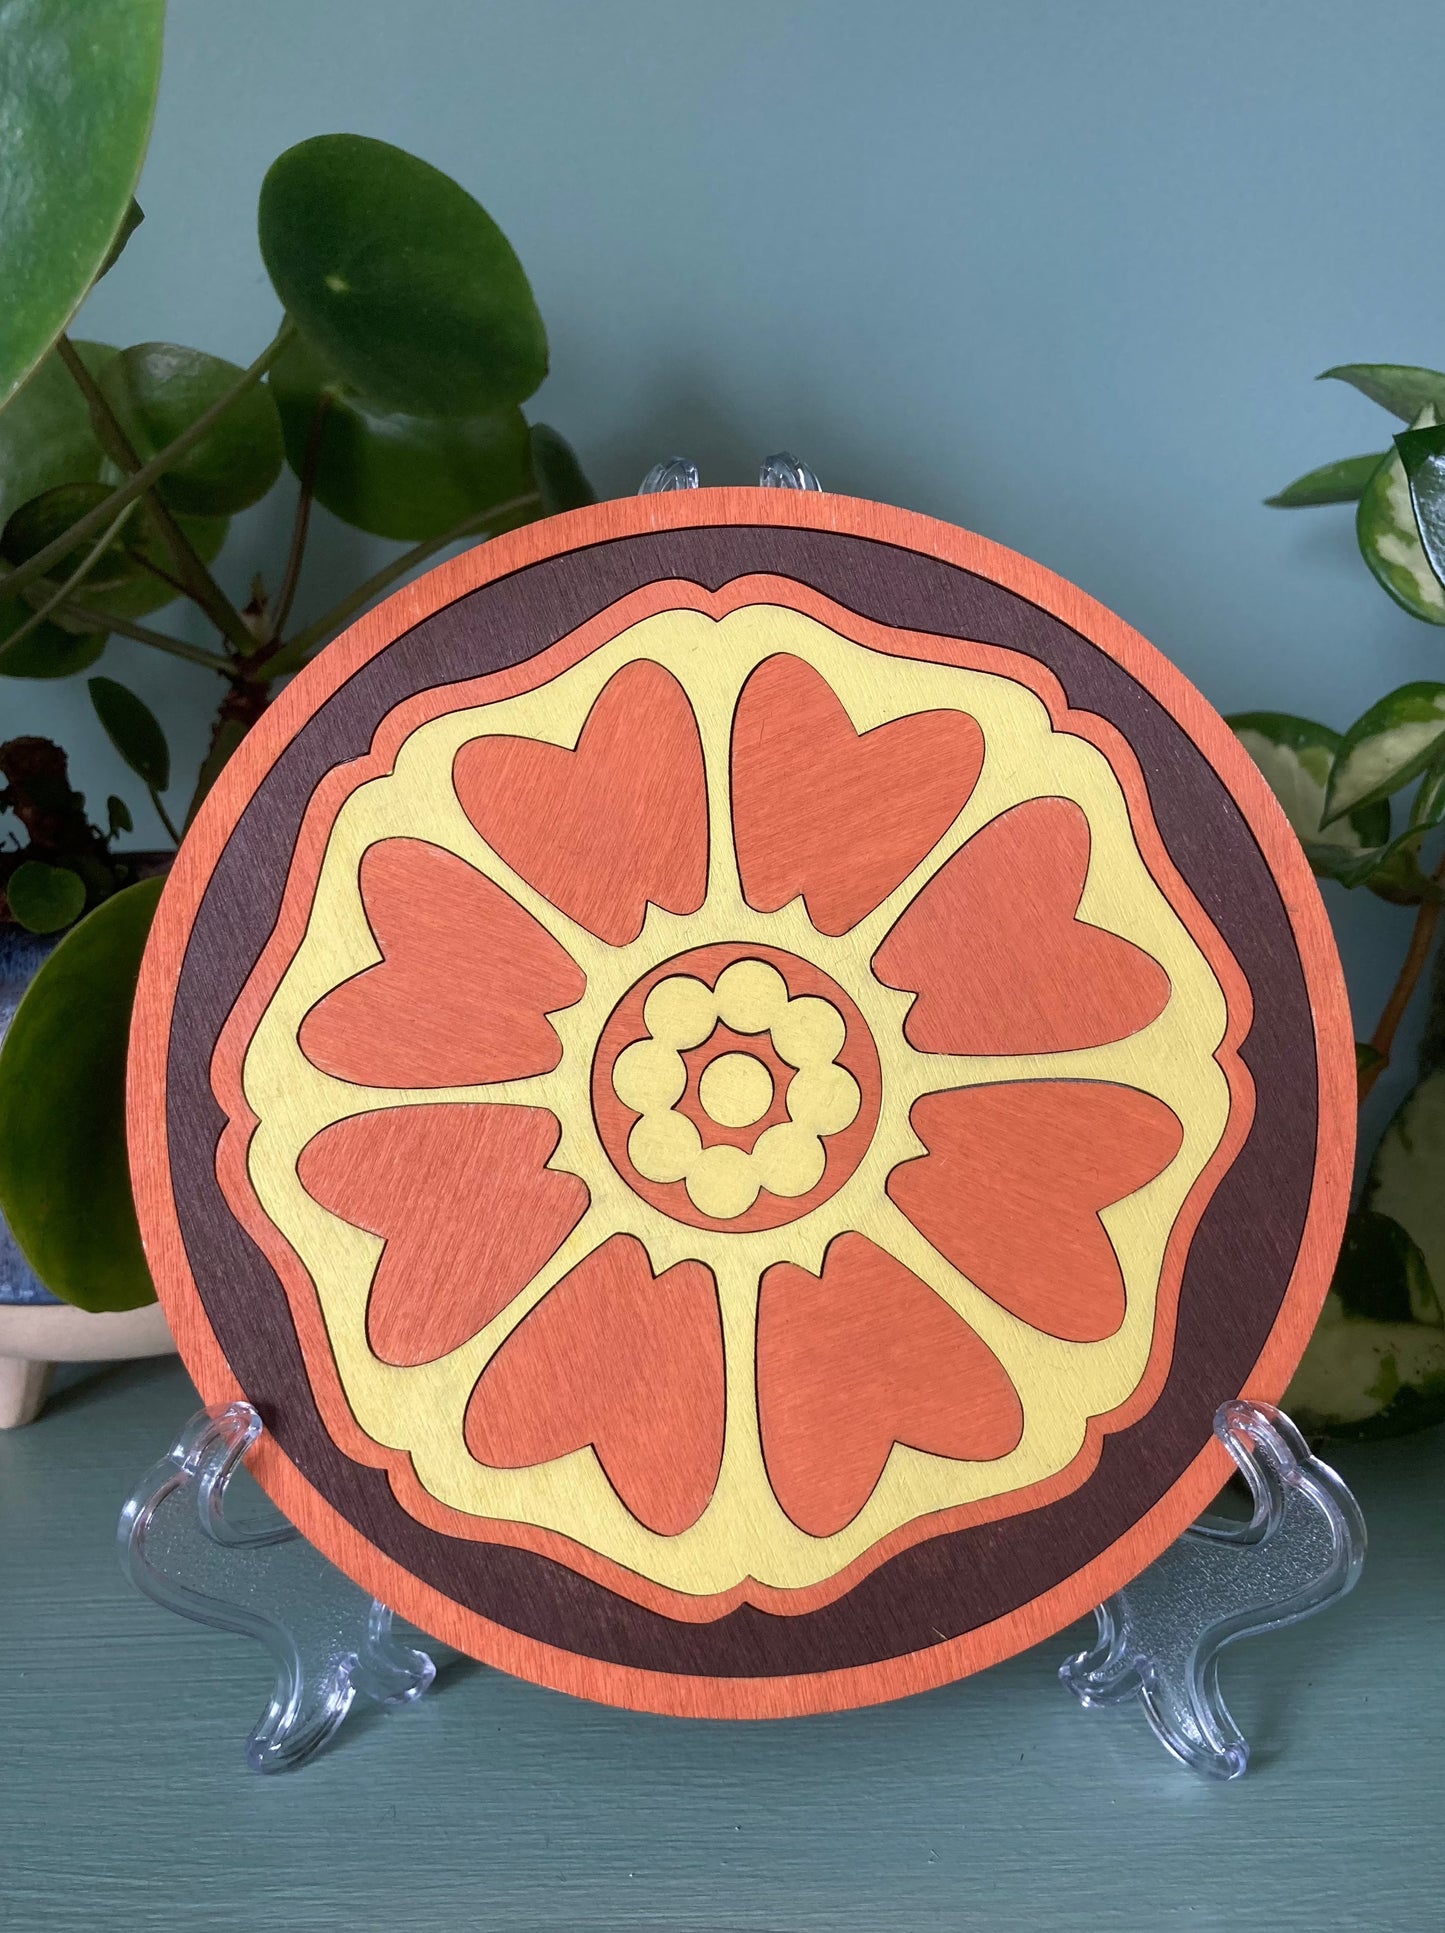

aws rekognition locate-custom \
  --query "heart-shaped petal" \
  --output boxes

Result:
[757,1233,1023,1537]
[454,659,708,946]
[297,1103,587,1366]
[888,1082,1184,1342]
[299,838,585,1089]
[873,797,1171,1055]
[732,654,984,936]
[466,1235,724,1536]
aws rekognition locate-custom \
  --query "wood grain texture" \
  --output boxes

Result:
[466,1234,725,1537]
[126,490,1355,1720]
[757,1233,1024,1536]
[873,796,1172,1053]
[296,1104,587,1367]
[889,1082,1186,1342]
[298,837,585,1088]
[732,651,985,934]
[454,656,708,945]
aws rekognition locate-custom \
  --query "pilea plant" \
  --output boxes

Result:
[1240,367,1445,1441]
[0,3,592,1312]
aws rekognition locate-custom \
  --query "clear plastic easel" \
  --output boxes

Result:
[118,456,1366,1778]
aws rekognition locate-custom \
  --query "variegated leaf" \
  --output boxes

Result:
[1322,682,1445,824]
[1356,406,1445,624]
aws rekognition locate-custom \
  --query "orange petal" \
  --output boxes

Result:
[465,1235,724,1536]
[297,1104,587,1366]
[299,839,585,1089]
[888,1082,1184,1342]
[731,654,983,936]
[453,660,707,946]
[757,1233,1023,1538]
[873,797,1171,1054]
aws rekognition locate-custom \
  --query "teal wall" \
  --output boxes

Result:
[9,0,1445,1126]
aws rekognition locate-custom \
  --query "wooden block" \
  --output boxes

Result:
[128,489,1353,1719]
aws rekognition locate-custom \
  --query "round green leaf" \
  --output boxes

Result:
[99,342,284,515]
[1356,409,1445,624]
[0,876,162,1309]
[1321,682,1445,824]
[1227,711,1390,848]
[0,592,106,677]
[1,480,227,620]
[529,422,598,516]
[0,340,115,525]
[258,134,548,417]
[5,860,86,933]
[88,674,169,789]
[268,335,534,541]
[1264,452,1385,509]
[0,0,165,405]
[2,478,126,574]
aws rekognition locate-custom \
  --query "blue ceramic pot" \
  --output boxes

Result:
[0,925,62,1307]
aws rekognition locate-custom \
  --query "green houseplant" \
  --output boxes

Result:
[1237,369,1445,1441]
[0,3,593,1404]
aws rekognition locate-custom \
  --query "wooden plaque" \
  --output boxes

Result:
[129,490,1354,1718]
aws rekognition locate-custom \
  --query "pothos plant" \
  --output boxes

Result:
[1238,365,1445,1442]
[0,3,592,1313]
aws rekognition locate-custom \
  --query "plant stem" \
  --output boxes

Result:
[59,603,232,671]
[1358,851,1445,1102]
[124,543,194,605]
[0,503,139,654]
[268,490,543,676]
[186,677,273,826]
[1,322,295,605]
[269,393,332,641]
[55,336,258,658]
[147,784,182,846]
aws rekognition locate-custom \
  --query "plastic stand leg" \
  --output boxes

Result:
[1060,1400,1366,1779]
[119,1402,435,1772]
[118,457,1366,1777]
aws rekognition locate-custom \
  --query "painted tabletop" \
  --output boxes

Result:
[0,1357,1440,1932]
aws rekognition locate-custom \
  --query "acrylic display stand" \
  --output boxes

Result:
[119,1391,1364,1779]
[118,456,1365,1775]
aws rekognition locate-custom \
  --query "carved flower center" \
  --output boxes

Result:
[591,942,882,1232]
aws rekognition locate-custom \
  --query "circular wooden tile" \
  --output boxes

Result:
[129,489,1353,1717]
